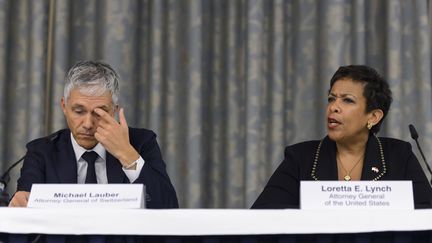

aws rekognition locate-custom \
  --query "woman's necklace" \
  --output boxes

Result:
[337,153,364,181]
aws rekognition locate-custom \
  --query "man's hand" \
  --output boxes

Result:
[9,191,30,207]
[94,107,139,169]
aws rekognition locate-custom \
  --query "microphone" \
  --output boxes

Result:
[0,155,25,206]
[409,124,432,184]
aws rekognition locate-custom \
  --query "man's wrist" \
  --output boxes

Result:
[118,146,140,167]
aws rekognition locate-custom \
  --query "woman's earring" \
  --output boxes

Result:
[367,122,373,130]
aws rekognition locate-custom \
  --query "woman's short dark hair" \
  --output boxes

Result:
[329,65,393,134]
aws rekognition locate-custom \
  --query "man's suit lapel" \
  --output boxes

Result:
[106,153,128,183]
[362,134,386,180]
[54,131,78,183]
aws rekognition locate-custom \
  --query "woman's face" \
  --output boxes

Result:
[326,78,373,143]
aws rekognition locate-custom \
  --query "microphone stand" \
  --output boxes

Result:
[409,124,432,185]
[413,139,432,183]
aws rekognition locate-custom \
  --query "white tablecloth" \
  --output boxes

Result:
[1,208,432,235]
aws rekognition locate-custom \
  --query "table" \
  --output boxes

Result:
[1,208,432,242]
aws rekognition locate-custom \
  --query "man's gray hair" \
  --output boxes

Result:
[64,61,120,105]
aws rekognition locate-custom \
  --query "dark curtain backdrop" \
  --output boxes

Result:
[1,0,431,208]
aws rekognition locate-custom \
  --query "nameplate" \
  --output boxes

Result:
[27,184,145,209]
[300,181,414,210]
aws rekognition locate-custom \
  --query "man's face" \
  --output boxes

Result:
[61,88,116,149]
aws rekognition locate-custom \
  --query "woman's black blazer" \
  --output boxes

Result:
[252,135,432,209]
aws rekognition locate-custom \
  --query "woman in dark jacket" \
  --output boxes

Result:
[252,65,432,209]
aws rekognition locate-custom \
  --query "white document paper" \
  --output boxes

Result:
[27,184,145,209]
[300,181,414,210]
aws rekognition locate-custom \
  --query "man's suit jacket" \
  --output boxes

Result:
[252,135,432,209]
[17,128,178,209]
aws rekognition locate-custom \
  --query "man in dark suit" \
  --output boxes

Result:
[9,61,178,208]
